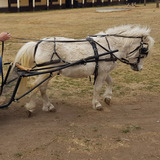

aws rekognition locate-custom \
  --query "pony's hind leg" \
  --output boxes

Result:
[103,74,113,105]
[25,74,55,113]
[39,78,56,112]
[25,89,38,113]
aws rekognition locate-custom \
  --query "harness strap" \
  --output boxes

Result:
[51,38,70,64]
[34,38,70,67]
[87,37,99,85]
[105,37,111,51]
[34,40,43,59]
[105,36,116,61]
[50,37,61,60]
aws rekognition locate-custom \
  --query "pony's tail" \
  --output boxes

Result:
[13,41,37,95]
[13,41,37,68]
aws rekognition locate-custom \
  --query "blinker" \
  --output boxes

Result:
[140,43,149,56]
[140,47,148,56]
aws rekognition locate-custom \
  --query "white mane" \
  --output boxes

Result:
[105,25,151,37]
[97,25,151,37]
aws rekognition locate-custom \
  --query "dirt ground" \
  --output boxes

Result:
[0,94,160,160]
[0,3,160,160]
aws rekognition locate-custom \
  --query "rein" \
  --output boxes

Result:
[88,34,144,39]
[9,37,89,43]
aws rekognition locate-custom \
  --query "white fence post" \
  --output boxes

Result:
[47,0,49,9]
[17,0,20,9]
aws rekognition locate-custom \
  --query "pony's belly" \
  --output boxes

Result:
[61,64,94,78]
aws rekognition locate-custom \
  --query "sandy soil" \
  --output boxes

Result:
[0,94,160,160]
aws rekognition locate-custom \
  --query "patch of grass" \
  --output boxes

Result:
[14,152,23,157]
[122,125,141,133]
[115,138,122,142]
[92,127,98,132]
[133,125,141,130]
[122,128,130,133]
[84,138,91,143]
[113,84,133,97]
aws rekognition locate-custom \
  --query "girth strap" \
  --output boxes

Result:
[87,38,99,85]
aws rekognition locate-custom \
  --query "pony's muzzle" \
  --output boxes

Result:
[131,64,143,71]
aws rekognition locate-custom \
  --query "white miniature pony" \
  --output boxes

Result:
[13,25,154,113]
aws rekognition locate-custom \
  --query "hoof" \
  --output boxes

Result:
[26,110,32,118]
[49,108,56,112]
[93,102,103,111]
[104,98,111,105]
[96,107,103,111]
[42,104,56,112]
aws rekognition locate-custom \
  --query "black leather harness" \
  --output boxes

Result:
[33,37,117,84]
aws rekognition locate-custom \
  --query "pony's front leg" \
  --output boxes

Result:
[92,76,105,110]
[103,74,113,105]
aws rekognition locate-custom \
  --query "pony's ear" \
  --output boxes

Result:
[147,36,155,50]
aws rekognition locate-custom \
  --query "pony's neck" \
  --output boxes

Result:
[106,36,128,59]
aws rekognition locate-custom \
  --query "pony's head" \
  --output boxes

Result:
[105,25,155,71]
[126,34,154,71]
